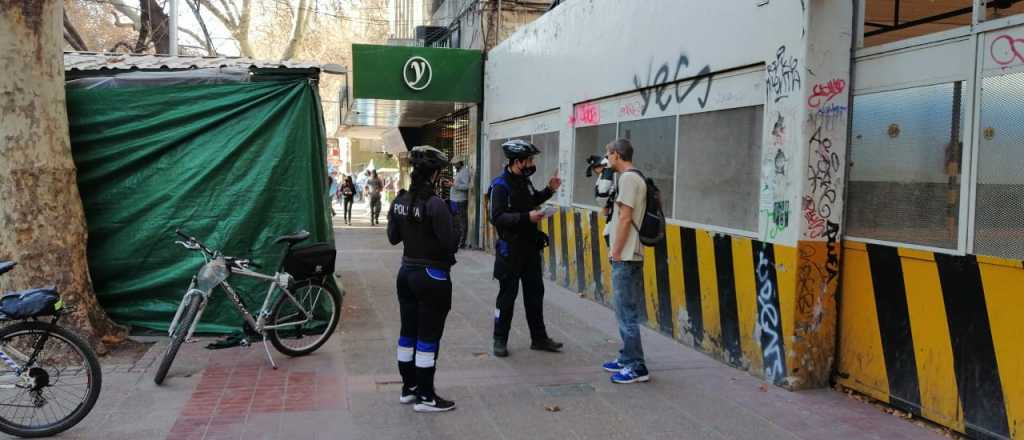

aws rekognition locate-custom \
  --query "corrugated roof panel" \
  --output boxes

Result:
[63,52,323,71]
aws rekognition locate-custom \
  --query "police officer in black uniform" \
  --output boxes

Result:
[387,146,459,413]
[489,139,564,357]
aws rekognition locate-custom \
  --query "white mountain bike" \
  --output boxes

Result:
[154,229,340,385]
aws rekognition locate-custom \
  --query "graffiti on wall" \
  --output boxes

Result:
[618,99,643,118]
[806,126,840,227]
[990,33,1024,70]
[754,244,786,384]
[806,103,847,132]
[568,102,600,127]
[766,46,801,103]
[807,79,846,109]
[631,54,713,116]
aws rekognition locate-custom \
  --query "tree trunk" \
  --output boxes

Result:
[136,0,169,54]
[280,0,309,60]
[0,0,127,351]
[235,0,253,57]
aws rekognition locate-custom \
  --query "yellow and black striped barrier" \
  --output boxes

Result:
[491,204,1021,439]
[539,206,808,385]
[838,242,1022,440]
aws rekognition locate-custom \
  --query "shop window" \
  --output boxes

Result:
[531,131,560,183]
[620,117,678,217]
[846,82,964,249]
[983,0,1024,21]
[572,123,617,206]
[975,72,1024,259]
[675,106,764,232]
[863,0,973,48]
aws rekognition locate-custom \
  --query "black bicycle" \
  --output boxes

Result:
[0,261,102,438]
[154,229,340,385]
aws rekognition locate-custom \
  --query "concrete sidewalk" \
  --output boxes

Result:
[28,210,945,440]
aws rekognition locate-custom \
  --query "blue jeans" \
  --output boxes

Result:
[611,261,645,369]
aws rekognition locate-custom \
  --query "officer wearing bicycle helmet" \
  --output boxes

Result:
[488,139,563,357]
[387,145,459,413]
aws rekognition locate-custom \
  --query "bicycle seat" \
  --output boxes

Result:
[0,261,14,277]
[274,231,310,245]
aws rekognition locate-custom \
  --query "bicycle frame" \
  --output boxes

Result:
[168,265,312,343]
[0,314,62,388]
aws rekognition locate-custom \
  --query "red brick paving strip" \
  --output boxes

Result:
[165,355,347,440]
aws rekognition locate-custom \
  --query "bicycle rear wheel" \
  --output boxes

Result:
[153,293,202,385]
[266,280,341,357]
[0,321,101,438]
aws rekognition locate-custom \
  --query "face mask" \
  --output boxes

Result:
[521,165,537,177]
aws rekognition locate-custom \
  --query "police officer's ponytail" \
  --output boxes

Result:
[407,167,436,222]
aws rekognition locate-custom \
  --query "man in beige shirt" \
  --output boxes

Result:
[601,138,650,384]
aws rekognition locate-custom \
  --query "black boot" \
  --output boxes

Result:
[530,337,563,352]
[493,339,509,357]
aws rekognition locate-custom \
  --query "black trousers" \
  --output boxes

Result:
[454,201,469,247]
[493,254,548,342]
[397,265,452,398]
[342,197,353,223]
[370,195,382,224]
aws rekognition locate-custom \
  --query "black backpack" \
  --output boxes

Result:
[618,169,666,246]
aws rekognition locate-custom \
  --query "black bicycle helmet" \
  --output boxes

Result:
[409,145,449,170]
[501,139,541,160]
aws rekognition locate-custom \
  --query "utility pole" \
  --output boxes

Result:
[168,0,178,55]
[496,0,502,46]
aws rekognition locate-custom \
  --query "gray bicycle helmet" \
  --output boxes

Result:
[501,139,541,160]
[409,145,450,170]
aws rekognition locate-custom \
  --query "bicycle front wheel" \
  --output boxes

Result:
[0,321,102,438]
[267,280,341,357]
[153,293,202,385]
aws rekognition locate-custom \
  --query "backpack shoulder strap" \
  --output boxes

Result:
[488,176,513,209]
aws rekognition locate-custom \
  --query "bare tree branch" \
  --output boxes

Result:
[110,40,136,53]
[219,0,239,24]
[109,0,142,29]
[186,0,217,55]
[64,10,89,51]
[199,0,236,28]
[280,0,311,60]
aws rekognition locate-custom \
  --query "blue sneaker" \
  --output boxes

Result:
[611,365,650,384]
[602,360,625,373]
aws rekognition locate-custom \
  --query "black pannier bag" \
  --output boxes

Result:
[0,288,61,320]
[282,243,336,282]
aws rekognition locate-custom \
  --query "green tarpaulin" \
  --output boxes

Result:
[66,80,333,334]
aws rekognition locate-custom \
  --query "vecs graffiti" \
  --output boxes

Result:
[632,54,713,116]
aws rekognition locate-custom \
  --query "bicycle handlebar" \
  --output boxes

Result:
[174,229,215,256]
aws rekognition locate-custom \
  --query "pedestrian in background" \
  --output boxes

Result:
[368,170,384,225]
[340,176,356,225]
[451,158,471,248]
